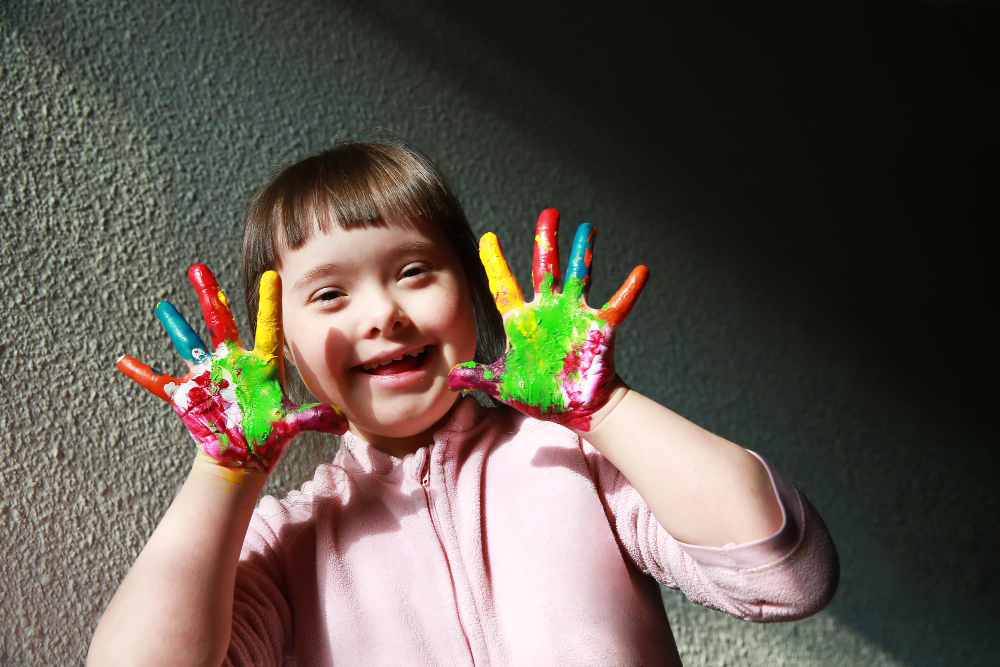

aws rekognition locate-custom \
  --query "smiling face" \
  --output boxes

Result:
[276,218,479,446]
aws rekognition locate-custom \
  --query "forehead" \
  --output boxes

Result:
[276,217,449,276]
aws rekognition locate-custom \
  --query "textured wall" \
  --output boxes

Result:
[1,1,995,664]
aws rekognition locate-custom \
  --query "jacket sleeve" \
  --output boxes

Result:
[223,494,294,667]
[580,441,840,622]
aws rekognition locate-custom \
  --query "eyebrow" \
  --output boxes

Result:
[291,239,438,291]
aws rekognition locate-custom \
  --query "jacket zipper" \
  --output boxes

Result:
[421,456,477,665]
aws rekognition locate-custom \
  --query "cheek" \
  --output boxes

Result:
[282,312,350,387]
[433,284,478,356]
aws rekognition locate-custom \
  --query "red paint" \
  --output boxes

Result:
[172,368,257,466]
[532,208,561,293]
[188,264,241,347]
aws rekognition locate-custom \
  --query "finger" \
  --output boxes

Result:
[154,301,208,363]
[188,264,242,349]
[531,208,561,294]
[277,404,348,438]
[598,265,650,326]
[564,223,596,301]
[116,355,182,401]
[479,232,524,316]
[448,361,501,397]
[254,271,282,362]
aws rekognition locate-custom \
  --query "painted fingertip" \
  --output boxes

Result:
[188,263,215,286]
[155,300,208,363]
[260,270,280,288]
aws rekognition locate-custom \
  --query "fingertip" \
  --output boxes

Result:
[153,299,172,318]
[259,270,280,292]
[188,263,215,289]
[479,232,499,252]
[633,264,651,290]
[537,208,560,227]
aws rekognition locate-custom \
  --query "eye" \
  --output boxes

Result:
[311,288,345,303]
[400,264,430,280]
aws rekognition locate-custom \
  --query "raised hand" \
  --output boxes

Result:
[116,265,347,473]
[448,208,649,431]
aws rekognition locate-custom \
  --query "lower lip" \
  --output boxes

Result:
[354,347,435,388]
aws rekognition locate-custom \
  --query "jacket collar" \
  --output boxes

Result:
[337,396,490,476]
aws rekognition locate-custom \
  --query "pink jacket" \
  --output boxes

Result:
[227,397,839,666]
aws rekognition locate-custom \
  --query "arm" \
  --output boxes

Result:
[577,382,784,547]
[88,458,267,666]
[89,266,345,666]
[449,209,838,619]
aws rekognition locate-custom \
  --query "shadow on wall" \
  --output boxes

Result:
[347,0,998,431]
[340,1,999,664]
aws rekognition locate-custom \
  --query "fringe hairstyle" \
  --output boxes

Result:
[240,140,505,406]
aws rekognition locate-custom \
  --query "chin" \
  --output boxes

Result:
[356,381,461,439]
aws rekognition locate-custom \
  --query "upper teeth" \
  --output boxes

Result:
[362,346,426,371]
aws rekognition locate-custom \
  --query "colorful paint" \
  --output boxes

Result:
[564,222,595,299]
[449,210,648,431]
[154,301,208,363]
[479,232,524,316]
[532,208,560,293]
[117,266,347,473]
[189,263,242,347]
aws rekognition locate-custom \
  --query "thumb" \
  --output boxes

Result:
[277,403,349,438]
[448,361,501,397]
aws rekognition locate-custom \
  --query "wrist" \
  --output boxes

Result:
[572,376,632,436]
[190,451,270,491]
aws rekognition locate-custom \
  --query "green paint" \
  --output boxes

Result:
[497,273,605,412]
[208,421,230,454]
[211,348,283,456]
[216,430,229,454]
[458,361,477,369]
[482,368,494,380]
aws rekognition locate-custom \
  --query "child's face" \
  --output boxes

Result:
[276,218,478,441]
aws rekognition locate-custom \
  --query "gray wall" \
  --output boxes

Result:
[2,1,995,664]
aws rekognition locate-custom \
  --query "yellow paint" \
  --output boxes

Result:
[254,271,282,359]
[479,232,523,315]
[514,309,539,339]
[534,233,552,252]
[192,452,267,489]
[218,290,229,306]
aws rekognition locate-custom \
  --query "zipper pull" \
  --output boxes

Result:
[419,447,432,487]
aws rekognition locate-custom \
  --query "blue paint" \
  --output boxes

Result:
[565,223,595,299]
[155,301,208,362]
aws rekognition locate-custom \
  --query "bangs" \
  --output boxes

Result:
[242,139,506,389]
[260,142,458,256]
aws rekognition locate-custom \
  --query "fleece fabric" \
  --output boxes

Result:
[226,397,839,666]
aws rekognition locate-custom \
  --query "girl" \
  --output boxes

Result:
[89,140,839,666]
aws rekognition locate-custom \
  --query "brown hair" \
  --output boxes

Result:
[240,140,505,403]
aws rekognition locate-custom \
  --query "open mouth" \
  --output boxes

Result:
[358,345,432,376]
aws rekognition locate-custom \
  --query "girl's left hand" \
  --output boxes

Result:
[448,208,649,431]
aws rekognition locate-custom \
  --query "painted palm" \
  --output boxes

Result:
[117,265,347,473]
[448,209,649,431]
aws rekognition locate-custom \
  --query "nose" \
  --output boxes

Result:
[360,287,410,339]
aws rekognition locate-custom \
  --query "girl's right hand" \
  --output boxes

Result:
[116,264,348,474]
